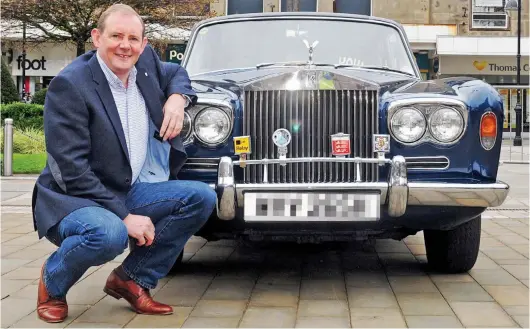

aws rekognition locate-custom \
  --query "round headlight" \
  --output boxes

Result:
[193,107,231,145]
[429,107,464,143]
[181,112,191,140]
[390,107,426,143]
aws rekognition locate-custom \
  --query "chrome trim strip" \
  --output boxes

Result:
[182,157,222,169]
[408,182,509,208]
[214,156,510,221]
[233,157,393,166]
[186,157,220,163]
[216,157,236,220]
[404,156,450,170]
[388,155,408,217]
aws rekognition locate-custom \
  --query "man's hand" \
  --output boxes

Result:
[123,214,155,246]
[160,93,188,141]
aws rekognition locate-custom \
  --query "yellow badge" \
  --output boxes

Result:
[233,136,251,155]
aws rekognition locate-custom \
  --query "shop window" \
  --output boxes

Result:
[333,0,371,15]
[227,0,263,14]
[281,0,317,12]
[471,0,508,29]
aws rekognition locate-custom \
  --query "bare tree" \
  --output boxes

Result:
[1,0,214,56]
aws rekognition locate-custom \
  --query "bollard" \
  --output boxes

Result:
[3,118,13,176]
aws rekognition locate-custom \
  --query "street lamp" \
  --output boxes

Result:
[21,19,26,101]
[505,0,522,146]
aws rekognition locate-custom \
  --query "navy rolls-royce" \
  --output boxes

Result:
[172,12,509,273]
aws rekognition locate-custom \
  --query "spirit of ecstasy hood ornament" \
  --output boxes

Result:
[303,39,319,67]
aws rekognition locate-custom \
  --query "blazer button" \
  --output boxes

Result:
[125,178,131,184]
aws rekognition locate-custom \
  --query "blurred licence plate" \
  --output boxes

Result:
[244,192,380,222]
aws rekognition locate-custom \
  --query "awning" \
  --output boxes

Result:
[436,36,530,56]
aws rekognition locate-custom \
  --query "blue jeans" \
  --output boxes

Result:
[43,180,216,298]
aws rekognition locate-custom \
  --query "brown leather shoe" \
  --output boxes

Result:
[103,268,173,315]
[37,264,68,323]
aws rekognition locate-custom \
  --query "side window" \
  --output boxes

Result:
[281,0,317,11]
[334,0,371,15]
[227,0,263,14]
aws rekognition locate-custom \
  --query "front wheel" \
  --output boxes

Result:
[424,215,481,273]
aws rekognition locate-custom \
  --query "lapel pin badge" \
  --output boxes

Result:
[145,72,148,76]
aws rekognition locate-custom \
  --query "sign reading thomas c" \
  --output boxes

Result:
[440,55,530,76]
[165,44,187,64]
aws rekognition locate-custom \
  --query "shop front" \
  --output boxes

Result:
[164,43,187,65]
[436,36,530,132]
[5,43,78,96]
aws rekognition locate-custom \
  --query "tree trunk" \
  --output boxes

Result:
[76,38,85,57]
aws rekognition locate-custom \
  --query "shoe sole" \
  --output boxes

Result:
[37,313,66,323]
[103,287,173,315]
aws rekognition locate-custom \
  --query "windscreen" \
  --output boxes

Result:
[185,18,416,76]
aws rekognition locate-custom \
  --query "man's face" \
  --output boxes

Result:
[91,12,147,77]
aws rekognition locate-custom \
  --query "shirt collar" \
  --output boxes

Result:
[96,51,137,89]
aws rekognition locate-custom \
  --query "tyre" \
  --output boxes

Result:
[424,215,481,273]
[168,251,184,274]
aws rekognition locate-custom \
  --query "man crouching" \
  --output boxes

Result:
[32,3,216,322]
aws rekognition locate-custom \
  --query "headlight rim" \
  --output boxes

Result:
[192,106,232,147]
[181,111,192,141]
[387,98,468,147]
[427,106,465,143]
[389,106,427,144]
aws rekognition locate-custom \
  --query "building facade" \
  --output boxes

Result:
[2,0,528,129]
[206,0,530,131]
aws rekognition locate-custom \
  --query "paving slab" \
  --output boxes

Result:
[1,148,528,328]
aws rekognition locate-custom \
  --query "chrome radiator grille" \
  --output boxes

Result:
[242,89,379,184]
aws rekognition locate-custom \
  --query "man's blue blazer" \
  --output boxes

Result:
[32,45,197,239]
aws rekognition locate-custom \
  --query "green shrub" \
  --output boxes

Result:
[1,59,20,104]
[32,88,48,105]
[0,102,44,130]
[0,127,46,154]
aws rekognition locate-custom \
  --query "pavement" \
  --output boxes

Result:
[0,145,528,328]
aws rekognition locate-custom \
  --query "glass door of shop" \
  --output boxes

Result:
[497,87,529,132]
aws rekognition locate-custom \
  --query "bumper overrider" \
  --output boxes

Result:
[213,156,510,221]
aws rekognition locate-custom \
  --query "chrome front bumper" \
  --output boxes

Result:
[213,156,510,221]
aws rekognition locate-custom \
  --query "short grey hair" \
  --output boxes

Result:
[97,4,145,37]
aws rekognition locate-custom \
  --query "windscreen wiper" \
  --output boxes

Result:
[354,66,415,77]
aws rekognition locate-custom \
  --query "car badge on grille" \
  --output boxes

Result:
[233,135,251,168]
[272,128,291,164]
[373,134,390,153]
[373,134,391,164]
[331,133,351,157]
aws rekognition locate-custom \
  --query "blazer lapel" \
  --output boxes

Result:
[135,65,186,154]
[135,65,163,129]
[88,54,130,163]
